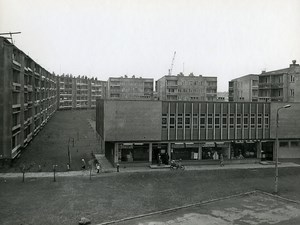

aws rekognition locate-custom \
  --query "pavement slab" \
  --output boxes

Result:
[99,191,300,225]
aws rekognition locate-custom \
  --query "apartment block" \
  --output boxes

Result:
[57,75,106,110]
[258,60,300,102]
[228,74,259,102]
[156,73,217,101]
[0,37,57,160]
[107,75,154,100]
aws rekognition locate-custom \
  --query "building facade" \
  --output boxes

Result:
[0,37,57,160]
[97,99,300,166]
[57,75,106,110]
[228,74,259,102]
[107,76,153,100]
[156,73,217,101]
[258,60,300,102]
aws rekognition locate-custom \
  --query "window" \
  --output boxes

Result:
[236,115,241,128]
[222,117,227,129]
[177,115,183,129]
[215,116,220,128]
[291,141,299,147]
[162,114,167,129]
[170,114,175,129]
[193,117,198,129]
[290,89,294,97]
[251,114,255,128]
[258,114,262,129]
[229,114,234,128]
[208,114,213,129]
[290,75,295,83]
[265,114,269,128]
[244,114,248,129]
[200,114,205,128]
[185,114,191,129]
[279,141,288,147]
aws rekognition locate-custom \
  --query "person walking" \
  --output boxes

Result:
[81,158,86,169]
[96,163,100,173]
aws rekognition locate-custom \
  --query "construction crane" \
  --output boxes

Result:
[168,51,176,75]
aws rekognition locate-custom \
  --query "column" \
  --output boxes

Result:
[167,142,171,162]
[257,141,262,160]
[198,144,202,160]
[149,143,153,164]
[227,143,231,159]
[114,143,119,165]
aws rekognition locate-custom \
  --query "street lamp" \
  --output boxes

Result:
[275,104,291,194]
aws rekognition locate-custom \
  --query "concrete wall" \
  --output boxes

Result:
[103,100,161,142]
[270,102,300,139]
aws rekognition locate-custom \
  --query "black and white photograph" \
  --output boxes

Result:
[0,0,300,224]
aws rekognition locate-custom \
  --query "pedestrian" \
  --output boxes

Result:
[67,163,70,171]
[81,158,86,169]
[96,163,100,173]
[220,154,224,167]
[158,154,162,166]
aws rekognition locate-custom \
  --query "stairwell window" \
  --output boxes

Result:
[185,114,191,129]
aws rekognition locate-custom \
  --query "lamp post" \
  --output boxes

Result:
[275,104,291,194]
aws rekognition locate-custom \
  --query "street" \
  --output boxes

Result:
[1,167,300,225]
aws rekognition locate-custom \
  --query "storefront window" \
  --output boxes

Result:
[230,142,257,159]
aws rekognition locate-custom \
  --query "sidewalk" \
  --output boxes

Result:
[0,162,299,179]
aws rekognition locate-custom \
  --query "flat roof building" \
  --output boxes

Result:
[156,73,217,101]
[258,60,300,102]
[228,74,259,102]
[107,76,154,100]
[96,99,300,167]
[0,37,57,160]
[57,75,106,110]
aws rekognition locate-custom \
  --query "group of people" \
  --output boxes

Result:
[81,158,101,173]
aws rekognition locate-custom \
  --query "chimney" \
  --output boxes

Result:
[290,60,299,67]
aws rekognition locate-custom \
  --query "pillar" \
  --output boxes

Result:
[228,143,232,159]
[114,143,119,165]
[149,143,152,164]
[257,141,262,159]
[167,142,171,162]
[198,144,202,160]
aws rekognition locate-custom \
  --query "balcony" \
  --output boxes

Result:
[258,83,271,89]
[271,83,283,89]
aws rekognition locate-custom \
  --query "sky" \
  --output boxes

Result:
[1,0,300,91]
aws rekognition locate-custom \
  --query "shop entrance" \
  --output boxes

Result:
[152,144,168,164]
[261,142,274,161]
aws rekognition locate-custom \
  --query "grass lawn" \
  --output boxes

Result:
[1,109,100,173]
[1,167,300,225]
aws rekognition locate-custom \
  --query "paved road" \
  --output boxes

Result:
[99,191,300,225]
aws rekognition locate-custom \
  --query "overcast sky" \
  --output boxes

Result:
[1,0,300,91]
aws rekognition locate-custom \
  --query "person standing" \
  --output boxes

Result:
[220,154,224,167]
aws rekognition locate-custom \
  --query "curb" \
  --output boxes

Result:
[256,190,300,204]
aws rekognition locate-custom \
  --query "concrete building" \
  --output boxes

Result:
[107,75,153,100]
[258,60,300,102]
[96,99,300,167]
[217,92,229,101]
[0,37,57,160]
[57,75,106,110]
[228,74,259,102]
[156,73,217,101]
